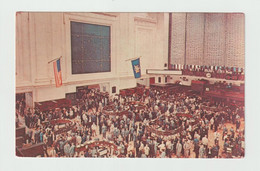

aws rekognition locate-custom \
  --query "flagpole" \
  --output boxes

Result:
[125,56,142,62]
[48,56,62,64]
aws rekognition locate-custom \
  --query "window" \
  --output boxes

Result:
[71,21,111,74]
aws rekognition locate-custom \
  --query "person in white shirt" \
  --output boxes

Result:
[210,117,214,130]
[127,141,134,156]
[194,131,200,140]
[66,132,72,141]
[183,140,191,158]
[99,102,103,111]
[144,144,150,157]
[76,134,82,146]
[202,135,208,148]
[199,144,205,158]
[69,143,75,157]
[118,135,123,143]
[91,123,97,137]
[166,139,172,157]
[123,114,127,123]
[82,112,88,124]
[43,133,48,144]
[64,142,71,157]
[65,110,69,118]
[160,149,166,158]
[139,142,144,153]
[69,108,74,119]
[110,123,114,135]
[176,141,182,158]
[48,146,56,157]
[214,131,220,144]
[223,130,228,140]
[158,141,166,152]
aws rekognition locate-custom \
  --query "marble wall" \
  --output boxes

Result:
[16,12,169,102]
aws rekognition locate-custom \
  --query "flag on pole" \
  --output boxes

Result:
[53,58,62,87]
[131,58,141,78]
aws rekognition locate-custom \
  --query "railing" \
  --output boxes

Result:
[171,69,245,81]
[146,113,200,136]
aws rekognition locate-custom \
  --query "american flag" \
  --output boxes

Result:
[53,59,62,87]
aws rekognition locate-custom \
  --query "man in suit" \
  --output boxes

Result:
[199,144,205,158]
[236,119,241,131]
[176,141,182,158]
[69,143,75,157]
[183,139,191,158]
[64,142,71,157]
[194,142,200,158]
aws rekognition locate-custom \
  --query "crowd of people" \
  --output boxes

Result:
[171,64,244,81]
[16,86,245,158]
[171,64,244,74]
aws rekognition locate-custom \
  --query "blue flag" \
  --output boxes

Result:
[131,58,141,78]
